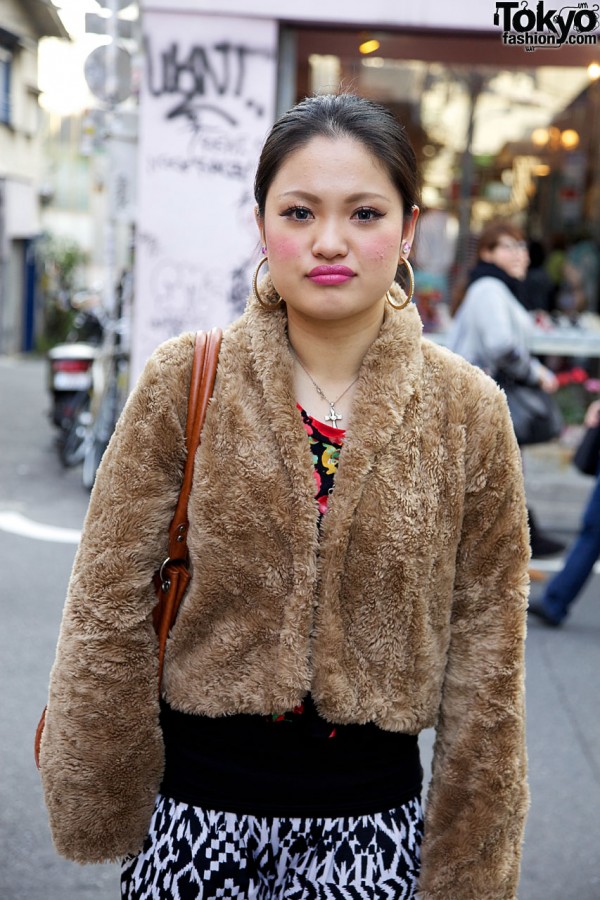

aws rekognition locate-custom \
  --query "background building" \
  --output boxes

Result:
[133,0,600,373]
[4,2,598,362]
[0,0,68,353]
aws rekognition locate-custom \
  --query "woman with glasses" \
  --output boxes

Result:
[449,222,557,390]
[448,221,563,557]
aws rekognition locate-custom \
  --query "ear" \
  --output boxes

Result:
[401,205,420,253]
[255,206,266,246]
[480,248,494,263]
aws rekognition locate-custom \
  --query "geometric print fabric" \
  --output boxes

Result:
[121,793,423,899]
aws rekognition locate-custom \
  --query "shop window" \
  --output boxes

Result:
[295,27,598,326]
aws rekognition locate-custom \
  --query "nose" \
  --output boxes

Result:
[311,217,348,259]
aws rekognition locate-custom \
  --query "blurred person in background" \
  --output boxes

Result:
[448,221,564,558]
[545,234,567,314]
[530,397,600,626]
[556,234,600,318]
[522,240,554,313]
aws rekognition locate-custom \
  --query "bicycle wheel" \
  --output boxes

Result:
[82,435,106,490]
[82,381,117,489]
[59,393,90,467]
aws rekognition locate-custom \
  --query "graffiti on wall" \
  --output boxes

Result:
[145,38,271,124]
[144,35,273,176]
[132,16,278,381]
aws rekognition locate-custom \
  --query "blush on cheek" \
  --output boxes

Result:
[363,236,401,264]
[268,237,301,261]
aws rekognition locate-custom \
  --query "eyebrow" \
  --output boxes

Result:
[279,190,391,203]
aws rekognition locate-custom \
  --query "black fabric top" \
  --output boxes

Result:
[159,409,423,817]
[160,697,422,817]
[468,259,525,305]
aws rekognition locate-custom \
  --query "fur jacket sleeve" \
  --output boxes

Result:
[38,334,194,860]
[416,376,529,899]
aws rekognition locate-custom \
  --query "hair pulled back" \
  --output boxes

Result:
[476,220,524,255]
[254,93,420,217]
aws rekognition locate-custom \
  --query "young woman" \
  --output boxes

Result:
[39,95,529,899]
[448,222,557,391]
[448,221,563,558]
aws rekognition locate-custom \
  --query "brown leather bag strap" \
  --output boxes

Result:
[166,328,222,564]
[35,330,222,771]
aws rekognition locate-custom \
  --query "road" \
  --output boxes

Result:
[1,356,599,899]
[0,357,120,899]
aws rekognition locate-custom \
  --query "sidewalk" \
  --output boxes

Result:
[519,438,600,900]
[523,436,593,542]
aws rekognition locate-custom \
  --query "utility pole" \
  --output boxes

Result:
[83,0,136,316]
[104,0,119,316]
[455,72,485,277]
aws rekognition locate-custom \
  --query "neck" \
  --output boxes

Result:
[287,302,385,427]
[287,302,385,388]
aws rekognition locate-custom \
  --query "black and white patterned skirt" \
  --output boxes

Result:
[121,793,423,899]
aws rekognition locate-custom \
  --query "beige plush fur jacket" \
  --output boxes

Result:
[40,285,530,899]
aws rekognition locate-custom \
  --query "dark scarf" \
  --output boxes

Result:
[467,261,525,305]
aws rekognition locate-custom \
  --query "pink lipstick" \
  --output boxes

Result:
[307,265,355,285]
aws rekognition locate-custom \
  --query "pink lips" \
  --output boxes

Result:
[307,265,355,285]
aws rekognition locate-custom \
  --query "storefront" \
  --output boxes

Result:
[133,0,600,373]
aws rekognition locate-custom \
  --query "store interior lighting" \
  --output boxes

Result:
[531,128,549,146]
[587,62,600,80]
[560,129,580,149]
[531,127,580,150]
[359,39,380,55]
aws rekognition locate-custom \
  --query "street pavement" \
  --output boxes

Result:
[518,443,600,900]
[1,356,599,900]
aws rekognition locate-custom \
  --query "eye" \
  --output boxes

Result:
[281,206,313,221]
[353,207,384,222]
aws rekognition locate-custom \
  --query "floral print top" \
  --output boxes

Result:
[268,406,345,736]
[297,404,346,518]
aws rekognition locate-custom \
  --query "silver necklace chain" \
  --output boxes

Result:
[293,352,359,428]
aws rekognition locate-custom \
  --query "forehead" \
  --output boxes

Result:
[491,233,522,245]
[268,135,399,199]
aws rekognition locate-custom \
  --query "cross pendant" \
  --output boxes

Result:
[325,404,343,427]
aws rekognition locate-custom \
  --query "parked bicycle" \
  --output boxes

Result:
[81,314,130,489]
[56,272,132,486]
[47,290,104,467]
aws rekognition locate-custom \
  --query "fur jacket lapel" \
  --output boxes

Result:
[243,275,425,539]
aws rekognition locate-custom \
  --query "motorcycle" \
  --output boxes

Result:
[47,292,104,466]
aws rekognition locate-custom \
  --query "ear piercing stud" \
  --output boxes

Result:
[402,242,411,255]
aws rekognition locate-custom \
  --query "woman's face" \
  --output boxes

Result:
[256,135,418,326]
[481,235,529,280]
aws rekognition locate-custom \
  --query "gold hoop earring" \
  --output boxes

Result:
[386,257,415,310]
[252,256,282,309]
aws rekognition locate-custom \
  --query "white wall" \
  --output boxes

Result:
[4,179,40,238]
[131,12,278,380]
[141,0,497,31]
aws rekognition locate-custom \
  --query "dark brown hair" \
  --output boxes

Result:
[254,93,420,218]
[476,221,524,255]
[450,220,525,317]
